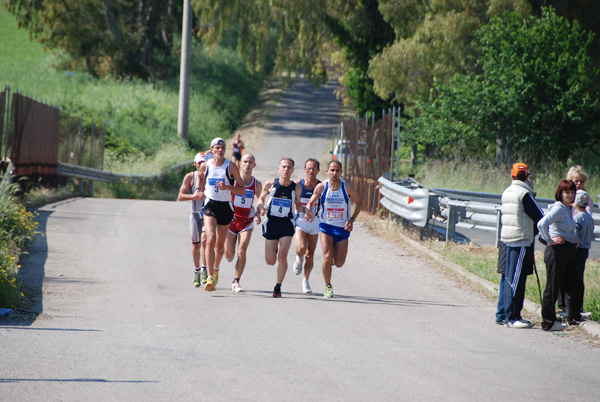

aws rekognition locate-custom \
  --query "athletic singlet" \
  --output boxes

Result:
[265,178,296,220]
[298,178,321,216]
[232,176,257,219]
[319,180,351,227]
[232,140,243,155]
[191,171,204,214]
[204,159,235,202]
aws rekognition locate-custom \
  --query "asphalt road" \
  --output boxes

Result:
[2,78,600,401]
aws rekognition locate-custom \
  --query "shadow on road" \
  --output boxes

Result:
[212,289,466,308]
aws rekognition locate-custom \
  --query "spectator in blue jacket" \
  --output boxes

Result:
[537,180,585,331]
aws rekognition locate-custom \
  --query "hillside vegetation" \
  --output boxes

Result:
[0,9,268,167]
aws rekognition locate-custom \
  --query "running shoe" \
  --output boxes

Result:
[581,312,593,319]
[302,278,312,294]
[205,276,215,292]
[193,271,201,287]
[324,284,334,298]
[214,269,219,286]
[273,285,282,298]
[293,255,304,275]
[543,321,566,332]
[200,269,208,286]
[232,281,244,293]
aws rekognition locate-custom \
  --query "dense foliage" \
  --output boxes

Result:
[193,0,395,115]
[4,0,183,79]
[405,8,599,167]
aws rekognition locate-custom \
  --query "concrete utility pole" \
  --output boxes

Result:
[177,0,192,141]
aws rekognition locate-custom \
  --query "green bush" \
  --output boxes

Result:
[0,180,40,308]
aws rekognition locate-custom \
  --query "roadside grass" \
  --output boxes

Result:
[394,158,600,201]
[1,10,265,159]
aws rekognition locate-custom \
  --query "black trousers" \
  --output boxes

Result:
[541,242,584,329]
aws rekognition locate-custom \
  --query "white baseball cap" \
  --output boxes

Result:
[194,152,207,163]
[210,137,226,147]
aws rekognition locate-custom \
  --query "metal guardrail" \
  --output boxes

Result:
[378,177,430,227]
[57,160,193,184]
[379,177,600,243]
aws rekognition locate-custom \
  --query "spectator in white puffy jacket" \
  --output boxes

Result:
[496,163,544,328]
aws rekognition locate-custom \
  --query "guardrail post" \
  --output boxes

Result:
[446,204,457,243]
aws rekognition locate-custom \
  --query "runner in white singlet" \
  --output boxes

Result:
[195,137,245,291]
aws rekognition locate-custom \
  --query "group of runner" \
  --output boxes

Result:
[178,137,362,298]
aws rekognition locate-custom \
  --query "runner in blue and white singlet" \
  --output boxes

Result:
[296,177,321,234]
[305,160,362,298]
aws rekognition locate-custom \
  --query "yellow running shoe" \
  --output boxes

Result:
[213,269,219,286]
[205,276,215,292]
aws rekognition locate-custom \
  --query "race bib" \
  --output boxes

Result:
[301,197,317,213]
[326,208,345,220]
[271,198,292,218]
[234,189,254,208]
[208,178,225,193]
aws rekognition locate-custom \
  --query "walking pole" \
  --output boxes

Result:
[533,259,543,304]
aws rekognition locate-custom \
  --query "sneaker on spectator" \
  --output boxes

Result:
[293,255,304,275]
[507,319,533,329]
[302,278,312,294]
[495,320,506,326]
[544,321,567,332]
[581,312,592,319]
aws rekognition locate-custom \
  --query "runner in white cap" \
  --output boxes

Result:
[178,152,208,287]
[194,137,246,291]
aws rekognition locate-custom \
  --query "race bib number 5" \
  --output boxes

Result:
[234,189,254,208]
[271,198,292,217]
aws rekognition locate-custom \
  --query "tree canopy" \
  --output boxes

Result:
[4,0,182,79]
[405,7,599,167]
